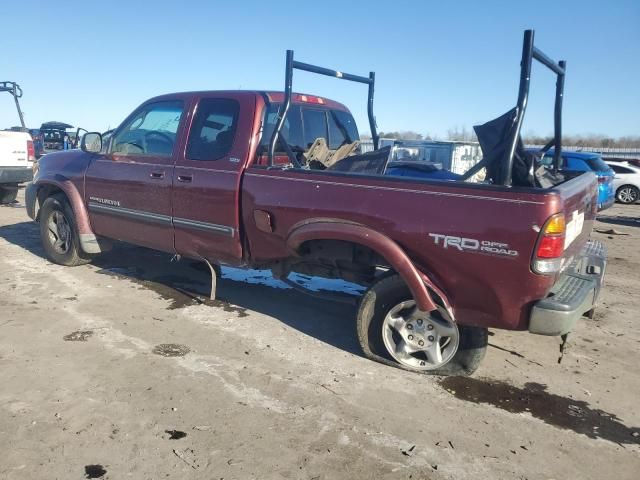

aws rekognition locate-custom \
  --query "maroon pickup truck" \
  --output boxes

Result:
[26,31,606,375]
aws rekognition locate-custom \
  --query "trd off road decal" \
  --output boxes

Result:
[428,233,519,257]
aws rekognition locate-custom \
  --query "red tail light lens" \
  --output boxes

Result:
[27,140,35,162]
[536,235,564,258]
[532,213,566,274]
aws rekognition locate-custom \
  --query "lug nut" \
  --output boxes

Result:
[427,324,434,330]
[407,324,413,330]
[418,340,424,346]
[428,335,435,342]
[417,319,423,326]
[408,335,414,341]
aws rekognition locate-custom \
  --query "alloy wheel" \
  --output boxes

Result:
[382,300,459,370]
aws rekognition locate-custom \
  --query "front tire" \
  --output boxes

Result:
[616,185,639,204]
[0,185,18,204]
[357,274,487,376]
[39,194,93,266]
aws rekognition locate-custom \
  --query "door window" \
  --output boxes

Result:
[186,98,240,161]
[111,101,184,157]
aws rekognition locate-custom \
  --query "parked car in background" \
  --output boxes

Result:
[40,121,74,151]
[28,129,45,158]
[536,149,615,211]
[378,139,483,176]
[606,160,640,204]
[0,130,35,203]
[0,81,35,203]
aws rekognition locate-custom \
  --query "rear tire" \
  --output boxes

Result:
[616,185,639,204]
[0,185,18,204]
[39,194,93,266]
[357,274,487,376]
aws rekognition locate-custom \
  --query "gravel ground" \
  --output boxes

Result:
[1,190,638,479]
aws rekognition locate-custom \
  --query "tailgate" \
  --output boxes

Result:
[0,131,32,168]
[553,171,599,265]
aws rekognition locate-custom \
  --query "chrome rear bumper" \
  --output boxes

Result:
[529,240,606,336]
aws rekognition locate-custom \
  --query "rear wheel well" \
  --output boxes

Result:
[281,239,392,285]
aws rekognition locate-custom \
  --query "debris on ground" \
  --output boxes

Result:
[595,228,630,236]
[172,448,198,469]
[401,445,416,456]
[152,344,190,357]
[63,330,93,342]
[165,429,187,440]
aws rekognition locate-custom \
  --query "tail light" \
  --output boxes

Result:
[27,140,36,162]
[532,213,565,274]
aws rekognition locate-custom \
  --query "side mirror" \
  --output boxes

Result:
[81,132,102,153]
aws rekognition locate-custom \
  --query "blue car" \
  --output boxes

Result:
[539,150,615,211]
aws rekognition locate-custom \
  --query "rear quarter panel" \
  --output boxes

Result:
[242,168,597,330]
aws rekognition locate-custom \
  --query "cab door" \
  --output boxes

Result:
[172,94,254,264]
[85,100,186,253]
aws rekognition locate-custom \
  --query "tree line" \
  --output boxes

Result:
[362,128,640,149]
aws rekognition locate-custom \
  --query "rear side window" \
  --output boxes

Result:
[302,109,328,148]
[186,98,240,161]
[610,165,634,174]
[586,156,610,172]
[542,154,568,168]
[258,104,304,152]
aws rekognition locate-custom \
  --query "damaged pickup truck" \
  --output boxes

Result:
[26,30,606,375]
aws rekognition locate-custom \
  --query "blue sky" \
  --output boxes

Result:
[2,0,638,138]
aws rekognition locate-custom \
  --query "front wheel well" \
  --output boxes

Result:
[34,185,66,221]
[616,184,639,193]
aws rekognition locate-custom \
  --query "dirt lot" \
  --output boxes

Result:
[1,190,638,480]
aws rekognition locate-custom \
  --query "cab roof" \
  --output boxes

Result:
[145,90,350,112]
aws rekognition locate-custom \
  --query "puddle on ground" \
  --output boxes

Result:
[165,429,187,440]
[440,377,639,445]
[98,266,248,316]
[152,344,190,357]
[63,330,93,342]
[84,464,107,478]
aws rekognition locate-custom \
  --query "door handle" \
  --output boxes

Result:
[150,171,165,179]
[177,175,193,183]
